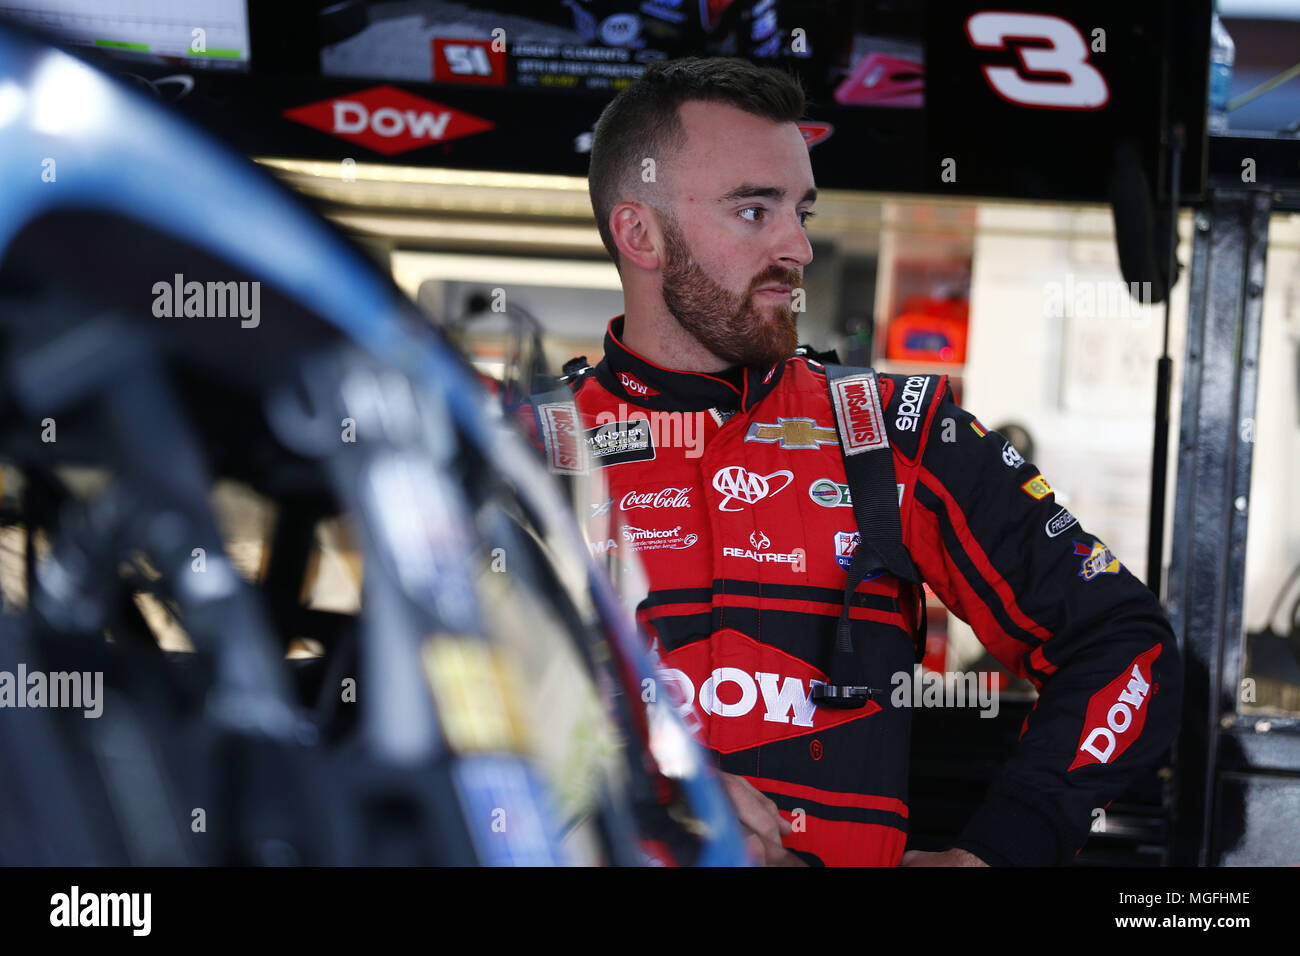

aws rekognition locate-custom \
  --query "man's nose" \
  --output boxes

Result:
[775,210,814,268]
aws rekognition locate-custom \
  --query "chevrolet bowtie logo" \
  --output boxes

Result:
[744,417,839,449]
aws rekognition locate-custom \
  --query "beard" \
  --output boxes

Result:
[659,213,800,369]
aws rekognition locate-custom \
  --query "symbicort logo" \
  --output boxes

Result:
[283,85,495,155]
[1068,645,1161,770]
[657,629,880,753]
[830,374,887,455]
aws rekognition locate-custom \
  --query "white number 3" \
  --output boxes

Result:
[966,12,1109,110]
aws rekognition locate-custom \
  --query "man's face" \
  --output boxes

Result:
[657,100,816,368]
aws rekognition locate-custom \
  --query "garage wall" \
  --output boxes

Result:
[964,203,1300,635]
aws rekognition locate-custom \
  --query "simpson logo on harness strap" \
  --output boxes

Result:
[531,359,593,476]
[817,359,927,708]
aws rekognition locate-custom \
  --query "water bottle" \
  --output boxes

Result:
[1208,5,1235,134]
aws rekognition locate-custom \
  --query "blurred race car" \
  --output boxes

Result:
[0,20,747,866]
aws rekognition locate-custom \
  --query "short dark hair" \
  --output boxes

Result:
[587,57,806,268]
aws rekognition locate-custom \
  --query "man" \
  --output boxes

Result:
[529,57,1180,866]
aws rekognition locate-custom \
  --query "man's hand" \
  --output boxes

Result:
[718,772,805,866]
[899,848,989,867]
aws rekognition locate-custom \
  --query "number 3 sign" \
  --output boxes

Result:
[966,11,1110,111]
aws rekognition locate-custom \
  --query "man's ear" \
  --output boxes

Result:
[610,201,661,272]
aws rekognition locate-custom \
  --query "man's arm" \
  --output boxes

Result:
[890,376,1182,867]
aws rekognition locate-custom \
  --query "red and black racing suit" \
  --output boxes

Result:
[530,317,1181,866]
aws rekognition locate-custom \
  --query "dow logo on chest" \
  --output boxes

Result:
[657,630,880,753]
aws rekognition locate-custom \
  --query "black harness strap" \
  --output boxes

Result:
[531,354,927,708]
[817,362,926,708]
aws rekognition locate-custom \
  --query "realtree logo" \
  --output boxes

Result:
[283,85,495,155]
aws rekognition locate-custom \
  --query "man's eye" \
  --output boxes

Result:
[799,210,817,227]
[739,207,765,223]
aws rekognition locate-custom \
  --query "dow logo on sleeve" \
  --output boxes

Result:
[1069,645,1162,770]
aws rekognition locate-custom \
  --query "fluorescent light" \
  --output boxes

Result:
[389,251,621,297]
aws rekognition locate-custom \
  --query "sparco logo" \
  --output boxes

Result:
[1068,645,1161,770]
[283,85,495,155]
[895,375,930,432]
[658,629,880,752]
[711,466,794,512]
[620,487,691,510]
[830,375,886,455]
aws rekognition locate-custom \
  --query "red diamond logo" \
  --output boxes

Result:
[797,121,834,148]
[659,629,879,754]
[283,85,495,156]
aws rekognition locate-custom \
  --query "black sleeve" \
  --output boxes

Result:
[891,377,1183,866]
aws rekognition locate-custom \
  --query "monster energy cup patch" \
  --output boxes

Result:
[584,419,656,467]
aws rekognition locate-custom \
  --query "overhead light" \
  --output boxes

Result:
[389,251,621,297]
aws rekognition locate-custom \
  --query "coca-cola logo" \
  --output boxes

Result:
[621,487,692,511]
